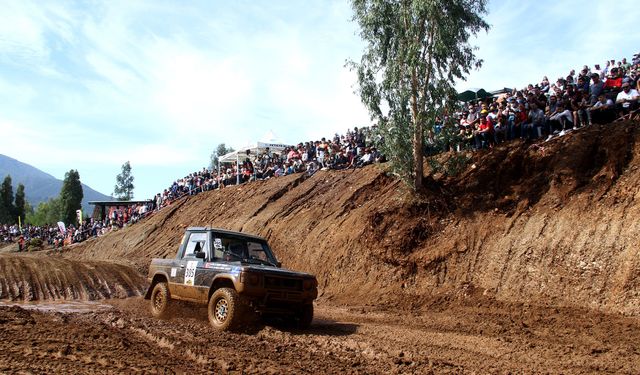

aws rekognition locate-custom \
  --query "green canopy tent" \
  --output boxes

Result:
[457,88,491,102]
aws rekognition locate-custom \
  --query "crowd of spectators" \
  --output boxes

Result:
[13,125,387,247]
[1,200,158,251]
[1,223,64,250]
[8,54,637,252]
[437,54,640,151]
[149,126,385,212]
[104,202,153,228]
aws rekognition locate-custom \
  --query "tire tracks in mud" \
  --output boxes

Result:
[5,298,639,374]
[0,255,145,302]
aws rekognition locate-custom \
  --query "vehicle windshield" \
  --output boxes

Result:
[212,233,278,266]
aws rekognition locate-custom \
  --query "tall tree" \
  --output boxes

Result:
[59,169,83,225]
[0,175,15,224]
[26,198,61,227]
[114,161,135,201]
[350,0,489,190]
[14,183,26,225]
[209,143,235,171]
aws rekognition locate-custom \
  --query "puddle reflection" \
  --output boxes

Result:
[0,300,113,313]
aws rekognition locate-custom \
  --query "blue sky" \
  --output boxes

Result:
[1,0,638,200]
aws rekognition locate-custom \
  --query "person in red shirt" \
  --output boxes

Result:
[474,111,494,149]
[18,235,25,252]
[508,102,527,140]
[603,67,622,91]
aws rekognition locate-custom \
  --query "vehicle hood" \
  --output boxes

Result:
[245,264,315,278]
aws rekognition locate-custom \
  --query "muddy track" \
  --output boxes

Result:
[1,297,639,374]
[1,122,640,373]
[0,254,145,301]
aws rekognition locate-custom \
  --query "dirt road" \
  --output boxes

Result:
[1,297,638,374]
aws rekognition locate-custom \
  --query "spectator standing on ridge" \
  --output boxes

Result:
[313,139,323,168]
[18,235,24,252]
[155,193,163,211]
[592,64,602,79]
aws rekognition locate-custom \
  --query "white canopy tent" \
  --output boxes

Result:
[218,141,290,163]
[218,131,291,184]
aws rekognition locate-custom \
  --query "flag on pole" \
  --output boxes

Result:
[57,221,66,234]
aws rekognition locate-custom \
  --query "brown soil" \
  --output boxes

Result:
[1,121,639,373]
[69,121,640,315]
[1,296,639,374]
[0,254,145,301]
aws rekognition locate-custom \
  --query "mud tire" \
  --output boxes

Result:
[297,303,314,329]
[208,288,244,332]
[150,282,171,319]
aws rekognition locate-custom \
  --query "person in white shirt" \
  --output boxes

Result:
[616,82,639,118]
[588,94,615,124]
[549,103,574,136]
[592,64,603,80]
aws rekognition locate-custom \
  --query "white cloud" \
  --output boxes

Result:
[461,0,640,92]
[2,0,638,199]
[147,45,253,136]
[0,2,48,62]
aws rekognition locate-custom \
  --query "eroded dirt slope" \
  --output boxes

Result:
[69,122,640,314]
[0,254,145,301]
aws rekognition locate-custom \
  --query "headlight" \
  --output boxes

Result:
[241,272,260,286]
[248,273,260,285]
[303,278,317,290]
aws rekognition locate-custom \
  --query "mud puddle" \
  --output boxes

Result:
[0,299,113,313]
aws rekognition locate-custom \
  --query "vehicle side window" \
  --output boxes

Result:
[182,232,209,259]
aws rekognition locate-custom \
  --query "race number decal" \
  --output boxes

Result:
[214,238,223,249]
[184,260,198,285]
[170,268,177,277]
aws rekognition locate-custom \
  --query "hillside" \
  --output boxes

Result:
[0,154,112,212]
[69,121,640,315]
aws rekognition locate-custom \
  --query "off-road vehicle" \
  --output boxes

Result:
[145,227,318,331]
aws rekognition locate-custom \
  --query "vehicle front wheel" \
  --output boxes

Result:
[296,303,314,329]
[208,288,244,331]
[150,282,171,318]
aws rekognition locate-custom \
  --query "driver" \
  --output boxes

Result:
[228,242,247,259]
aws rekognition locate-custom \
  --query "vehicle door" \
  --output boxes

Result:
[173,231,209,301]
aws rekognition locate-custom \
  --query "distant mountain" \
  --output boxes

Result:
[0,154,112,213]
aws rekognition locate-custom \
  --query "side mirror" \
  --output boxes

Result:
[195,251,206,259]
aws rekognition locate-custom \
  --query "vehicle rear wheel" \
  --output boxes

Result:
[150,282,171,318]
[296,303,314,329]
[208,288,243,331]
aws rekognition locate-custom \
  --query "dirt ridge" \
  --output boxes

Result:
[64,122,640,315]
[0,254,145,301]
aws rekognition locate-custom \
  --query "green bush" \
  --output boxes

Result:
[27,238,44,251]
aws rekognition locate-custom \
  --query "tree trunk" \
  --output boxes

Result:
[413,118,423,190]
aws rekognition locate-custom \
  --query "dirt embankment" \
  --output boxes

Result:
[0,254,145,301]
[68,122,639,314]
